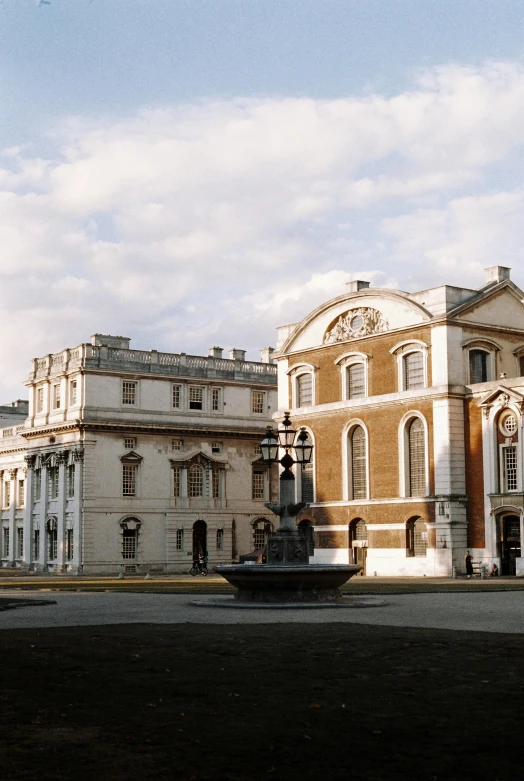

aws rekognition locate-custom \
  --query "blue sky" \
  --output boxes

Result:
[1,0,524,398]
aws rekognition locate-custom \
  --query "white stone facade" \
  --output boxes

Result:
[0,336,278,574]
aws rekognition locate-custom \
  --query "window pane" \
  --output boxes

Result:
[351,426,367,499]
[408,418,426,497]
[122,529,137,559]
[252,471,265,499]
[122,465,137,496]
[301,462,315,502]
[469,350,489,384]
[173,467,181,497]
[297,374,313,406]
[189,387,203,410]
[212,388,221,411]
[413,519,428,556]
[188,465,203,497]
[252,391,265,414]
[122,381,137,405]
[172,385,181,408]
[404,352,424,389]
[503,447,518,491]
[176,529,184,550]
[348,364,365,398]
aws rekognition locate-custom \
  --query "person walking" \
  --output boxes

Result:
[465,550,474,578]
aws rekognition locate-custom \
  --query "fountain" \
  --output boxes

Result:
[214,413,363,607]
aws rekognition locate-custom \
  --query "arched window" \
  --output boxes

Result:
[296,373,313,407]
[469,349,490,384]
[347,363,365,399]
[188,464,204,498]
[408,418,426,497]
[120,517,141,560]
[404,352,424,390]
[350,426,367,500]
[253,518,273,550]
[300,462,315,503]
[407,517,428,557]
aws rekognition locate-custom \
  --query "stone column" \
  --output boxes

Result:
[37,462,49,572]
[71,448,84,574]
[56,451,67,573]
[7,469,17,567]
[22,457,34,572]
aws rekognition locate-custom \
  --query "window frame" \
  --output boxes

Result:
[252,469,266,500]
[406,517,428,557]
[188,386,204,411]
[251,390,266,415]
[172,384,182,409]
[122,464,138,497]
[335,352,370,401]
[398,412,430,498]
[36,386,45,414]
[463,339,500,385]
[295,372,313,408]
[287,363,318,410]
[69,379,78,406]
[122,380,138,407]
[52,383,61,410]
[390,341,429,392]
[342,420,370,501]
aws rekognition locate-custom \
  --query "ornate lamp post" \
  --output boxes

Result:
[259,412,314,563]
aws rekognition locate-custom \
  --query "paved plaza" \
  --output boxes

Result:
[1,589,524,633]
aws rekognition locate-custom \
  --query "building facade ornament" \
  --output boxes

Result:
[324,307,389,344]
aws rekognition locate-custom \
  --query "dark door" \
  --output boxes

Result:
[192,520,207,560]
[500,515,521,576]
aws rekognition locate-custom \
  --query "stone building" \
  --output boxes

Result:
[276,266,524,576]
[0,335,277,574]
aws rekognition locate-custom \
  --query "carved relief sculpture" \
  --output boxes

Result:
[324,307,389,344]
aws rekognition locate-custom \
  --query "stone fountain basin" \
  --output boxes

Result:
[215,564,362,603]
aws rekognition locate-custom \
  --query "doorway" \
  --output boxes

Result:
[192,520,207,561]
[498,514,521,576]
[349,518,367,575]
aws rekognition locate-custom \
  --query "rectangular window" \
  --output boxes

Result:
[122,464,137,496]
[122,381,137,406]
[34,470,42,501]
[216,528,224,550]
[48,467,59,499]
[252,391,265,414]
[67,464,75,497]
[36,386,44,413]
[48,529,58,560]
[66,529,74,561]
[53,383,61,409]
[189,386,203,410]
[172,384,181,409]
[17,528,24,558]
[172,439,183,451]
[211,388,221,411]
[301,463,315,503]
[211,441,222,453]
[176,528,184,551]
[469,350,489,384]
[254,525,266,549]
[297,374,313,407]
[4,481,11,508]
[404,352,424,390]
[2,527,9,558]
[173,466,181,497]
[33,530,40,559]
[254,443,262,456]
[70,380,78,406]
[252,470,265,500]
[122,529,137,559]
[503,446,518,491]
[124,437,136,450]
[18,480,24,507]
[212,469,220,499]
[348,364,365,399]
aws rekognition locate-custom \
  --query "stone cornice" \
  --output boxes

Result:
[22,419,268,441]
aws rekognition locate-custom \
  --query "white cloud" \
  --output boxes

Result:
[1,60,524,400]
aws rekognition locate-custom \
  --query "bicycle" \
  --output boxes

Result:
[190,561,208,576]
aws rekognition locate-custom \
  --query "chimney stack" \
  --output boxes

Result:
[484,266,511,285]
[260,346,276,364]
[208,346,223,359]
[229,348,246,362]
[346,280,370,293]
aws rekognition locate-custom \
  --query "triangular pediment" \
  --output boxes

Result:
[450,283,524,330]
[169,449,228,468]
[120,450,143,464]
[478,386,524,408]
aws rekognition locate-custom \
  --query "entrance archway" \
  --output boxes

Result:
[349,518,367,574]
[192,520,207,560]
[498,514,521,576]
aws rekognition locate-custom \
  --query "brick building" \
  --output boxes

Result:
[276,266,524,576]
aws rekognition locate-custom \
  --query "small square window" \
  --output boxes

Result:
[252,391,265,414]
[189,387,203,410]
[53,383,61,410]
[124,437,137,450]
[172,439,183,451]
[211,441,222,453]
[172,384,181,408]
[122,381,137,406]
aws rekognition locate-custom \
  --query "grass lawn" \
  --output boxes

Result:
[1,622,523,781]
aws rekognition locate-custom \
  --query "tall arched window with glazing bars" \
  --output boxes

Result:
[408,418,426,497]
[351,426,367,500]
